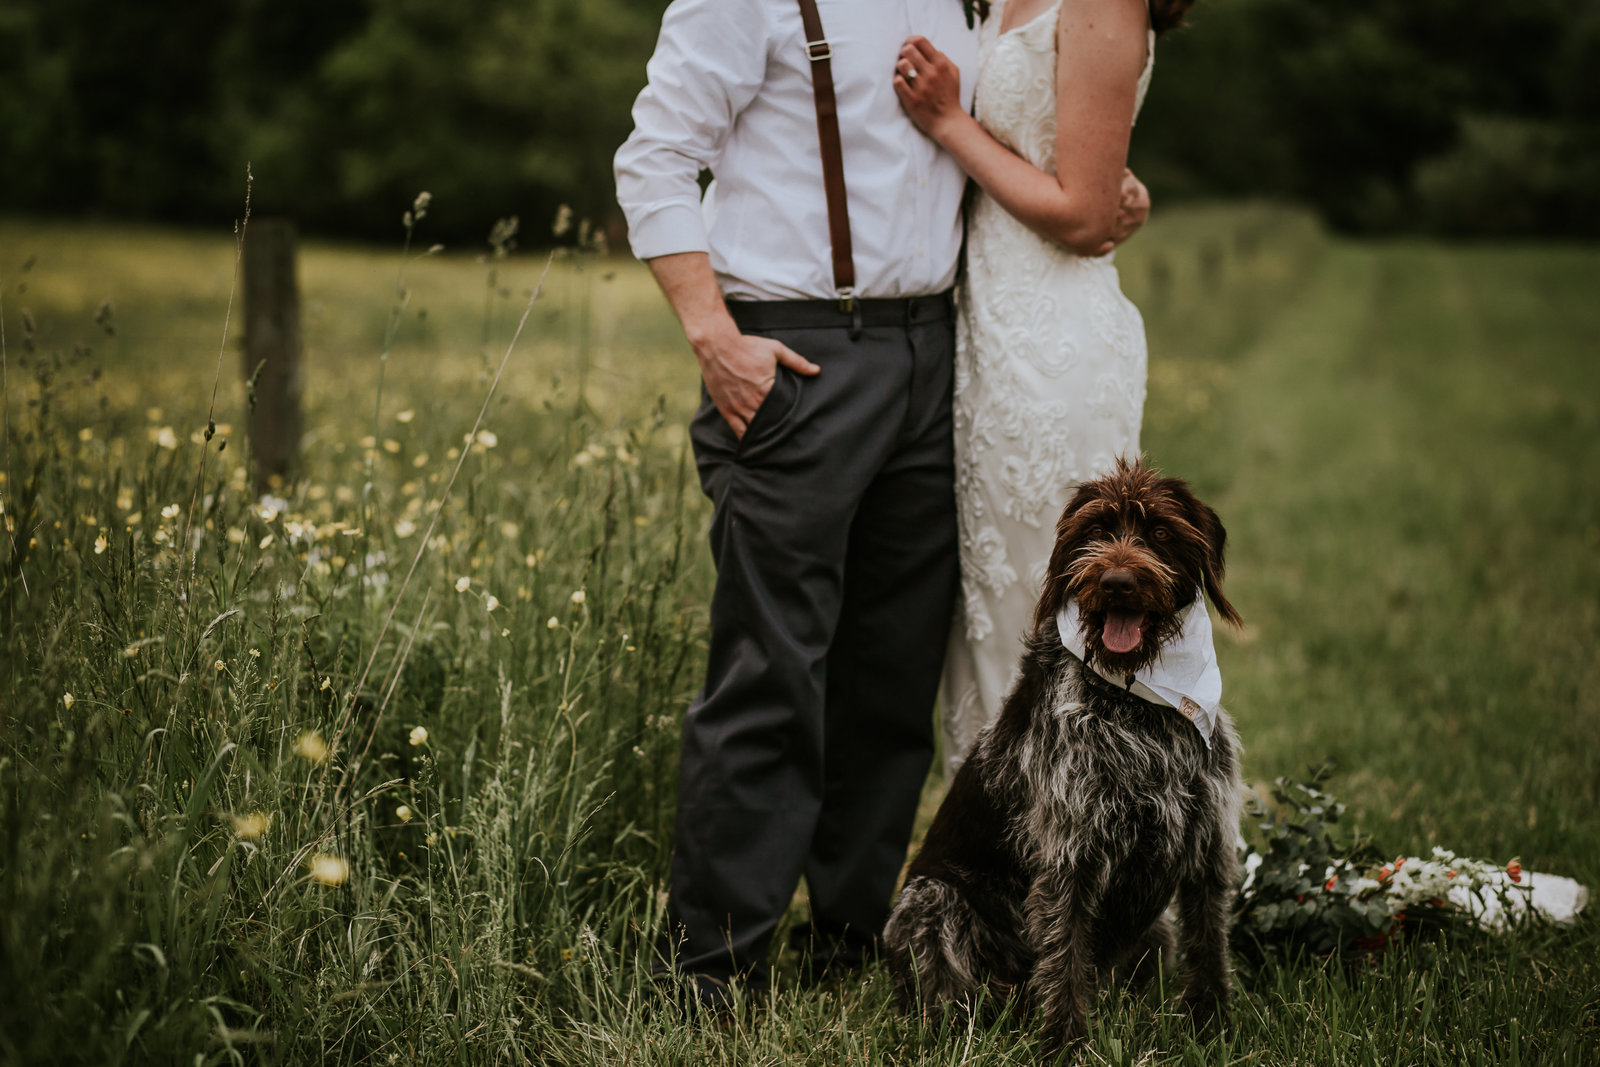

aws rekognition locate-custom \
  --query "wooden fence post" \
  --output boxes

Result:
[243,218,304,491]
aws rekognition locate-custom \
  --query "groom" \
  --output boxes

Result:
[615,0,1144,1006]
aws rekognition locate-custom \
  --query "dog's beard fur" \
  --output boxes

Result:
[1063,541,1185,676]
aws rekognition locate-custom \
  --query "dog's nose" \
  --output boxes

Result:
[1099,568,1137,596]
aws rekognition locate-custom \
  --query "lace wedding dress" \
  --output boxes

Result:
[941,0,1157,772]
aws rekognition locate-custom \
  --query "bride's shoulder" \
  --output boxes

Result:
[1054,0,1152,77]
[1054,0,1151,41]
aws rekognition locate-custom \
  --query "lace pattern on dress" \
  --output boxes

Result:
[941,0,1155,771]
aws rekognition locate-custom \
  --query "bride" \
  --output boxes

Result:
[894,0,1196,770]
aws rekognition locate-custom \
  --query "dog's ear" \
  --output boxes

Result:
[1033,481,1100,632]
[1179,490,1242,627]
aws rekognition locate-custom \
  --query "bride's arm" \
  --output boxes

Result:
[896,0,1150,256]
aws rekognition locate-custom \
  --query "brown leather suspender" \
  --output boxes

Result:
[796,0,857,313]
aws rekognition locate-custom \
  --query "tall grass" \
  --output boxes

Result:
[1,203,1595,1065]
[0,207,712,1064]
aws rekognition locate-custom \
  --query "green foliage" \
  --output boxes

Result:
[1413,115,1600,238]
[1132,0,1600,236]
[6,0,1600,237]
[235,0,661,239]
[1234,765,1396,959]
[0,0,663,240]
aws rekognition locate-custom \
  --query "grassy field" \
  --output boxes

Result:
[0,205,1596,1065]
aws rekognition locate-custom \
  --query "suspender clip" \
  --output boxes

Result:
[838,288,862,338]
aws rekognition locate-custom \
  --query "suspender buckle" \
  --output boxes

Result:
[838,288,862,338]
[805,38,833,62]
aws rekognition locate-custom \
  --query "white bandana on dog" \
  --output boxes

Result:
[1057,595,1222,748]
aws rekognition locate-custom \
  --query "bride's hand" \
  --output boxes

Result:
[1107,169,1151,247]
[894,37,964,142]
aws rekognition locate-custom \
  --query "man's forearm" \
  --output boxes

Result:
[646,251,740,354]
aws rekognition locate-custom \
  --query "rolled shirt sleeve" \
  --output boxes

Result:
[614,0,771,261]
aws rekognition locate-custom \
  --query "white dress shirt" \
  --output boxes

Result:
[615,0,978,301]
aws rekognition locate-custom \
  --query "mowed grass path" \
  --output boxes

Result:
[1180,239,1600,863]
[0,209,1595,1064]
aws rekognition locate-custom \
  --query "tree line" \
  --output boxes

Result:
[1,0,1595,244]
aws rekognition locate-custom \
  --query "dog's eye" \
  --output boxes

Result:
[1151,526,1170,541]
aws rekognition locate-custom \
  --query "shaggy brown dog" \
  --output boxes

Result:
[883,459,1242,1051]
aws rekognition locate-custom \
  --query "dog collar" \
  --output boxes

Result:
[1057,596,1223,748]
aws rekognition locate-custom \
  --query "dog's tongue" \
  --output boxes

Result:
[1103,611,1146,654]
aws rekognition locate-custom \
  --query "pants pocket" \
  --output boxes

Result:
[735,365,804,458]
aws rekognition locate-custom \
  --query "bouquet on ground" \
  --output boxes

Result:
[1232,765,1588,959]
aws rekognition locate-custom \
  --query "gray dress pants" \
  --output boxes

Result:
[670,294,960,996]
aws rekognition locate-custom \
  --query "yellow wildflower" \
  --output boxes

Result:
[231,812,270,841]
[308,854,350,887]
[294,731,330,764]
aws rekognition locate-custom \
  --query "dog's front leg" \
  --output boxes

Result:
[1176,830,1235,1028]
[1025,868,1092,1054]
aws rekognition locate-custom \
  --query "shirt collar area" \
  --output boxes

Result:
[1056,595,1222,748]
